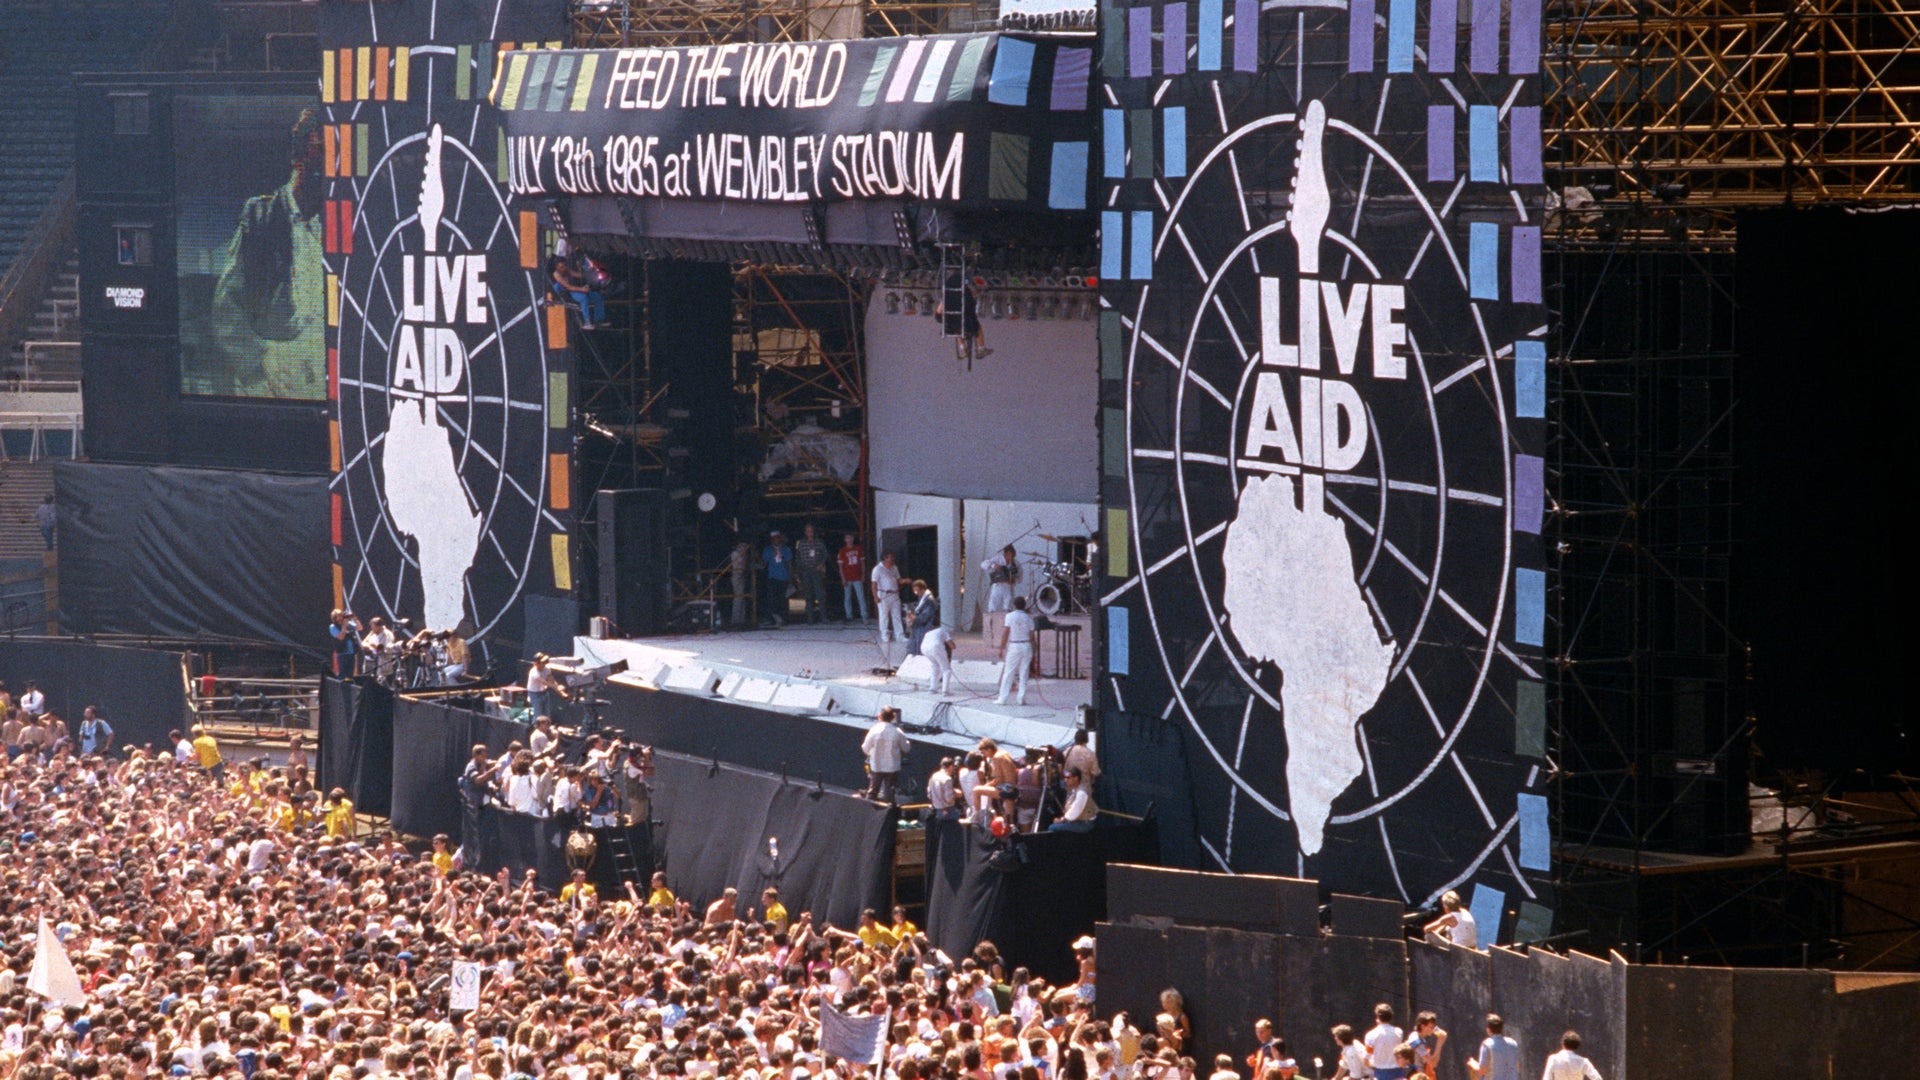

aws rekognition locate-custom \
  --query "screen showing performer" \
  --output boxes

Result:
[175,95,327,400]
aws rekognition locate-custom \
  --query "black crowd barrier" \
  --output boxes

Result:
[317,676,394,816]
[1096,863,1917,1080]
[0,637,188,750]
[925,818,1159,985]
[461,803,647,896]
[382,691,897,928]
[649,753,897,930]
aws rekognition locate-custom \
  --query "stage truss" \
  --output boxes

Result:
[1543,0,1920,965]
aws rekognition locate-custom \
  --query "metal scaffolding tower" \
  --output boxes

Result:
[1544,0,1920,965]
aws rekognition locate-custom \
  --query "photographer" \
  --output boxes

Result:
[328,608,362,676]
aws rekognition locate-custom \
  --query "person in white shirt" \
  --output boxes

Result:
[921,624,956,695]
[996,597,1037,706]
[1425,889,1479,949]
[1540,1032,1602,1080]
[957,755,984,821]
[529,714,559,757]
[861,706,910,803]
[1048,767,1097,832]
[18,682,45,718]
[360,618,398,678]
[872,552,906,645]
[550,765,584,821]
[926,758,961,820]
[1364,1005,1406,1080]
[980,544,1022,648]
[1331,1025,1369,1080]
[501,754,542,815]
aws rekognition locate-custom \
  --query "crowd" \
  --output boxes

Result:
[0,687,1607,1080]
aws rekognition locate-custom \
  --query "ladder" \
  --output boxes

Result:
[602,825,649,888]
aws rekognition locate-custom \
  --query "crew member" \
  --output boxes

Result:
[1424,889,1479,949]
[1049,767,1097,832]
[762,530,793,627]
[996,596,1036,707]
[907,579,939,657]
[78,706,114,756]
[794,524,830,624]
[328,609,362,677]
[527,653,567,722]
[861,706,910,803]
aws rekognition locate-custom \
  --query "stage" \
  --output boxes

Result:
[569,617,1092,759]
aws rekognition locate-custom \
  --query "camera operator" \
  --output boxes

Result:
[360,616,399,681]
[328,609,362,677]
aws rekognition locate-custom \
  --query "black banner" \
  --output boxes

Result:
[317,675,394,816]
[497,34,1095,213]
[54,461,330,648]
[319,0,573,655]
[1096,0,1551,930]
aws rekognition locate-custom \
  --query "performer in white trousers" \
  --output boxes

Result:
[922,624,955,695]
[872,551,907,649]
[996,596,1036,706]
[981,544,1021,647]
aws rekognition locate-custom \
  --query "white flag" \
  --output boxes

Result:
[819,1001,887,1065]
[27,919,86,1008]
[449,960,481,1011]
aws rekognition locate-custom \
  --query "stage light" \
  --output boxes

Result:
[885,292,900,314]
[1044,296,1061,319]
[920,292,936,315]
[1024,296,1040,321]
[904,293,920,315]
[989,296,1005,319]
[1655,181,1690,202]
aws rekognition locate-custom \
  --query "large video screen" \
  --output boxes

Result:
[175,94,327,400]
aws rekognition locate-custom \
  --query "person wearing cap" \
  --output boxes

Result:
[762,529,794,627]
[526,653,567,723]
[529,713,559,757]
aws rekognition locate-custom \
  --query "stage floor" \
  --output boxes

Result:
[572,617,1091,753]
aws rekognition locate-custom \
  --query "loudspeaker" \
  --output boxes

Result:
[596,488,669,636]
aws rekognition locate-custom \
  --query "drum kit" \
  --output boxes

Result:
[1024,534,1091,616]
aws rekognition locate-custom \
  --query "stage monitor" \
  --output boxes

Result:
[174,93,327,401]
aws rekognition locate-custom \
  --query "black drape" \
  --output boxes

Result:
[389,695,492,840]
[925,819,1159,983]
[462,803,647,894]
[0,638,188,749]
[53,461,329,648]
[317,676,394,816]
[650,754,896,929]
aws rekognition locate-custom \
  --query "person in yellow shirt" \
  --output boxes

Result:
[646,870,676,909]
[560,868,597,905]
[430,833,455,875]
[888,904,920,944]
[761,886,789,933]
[192,725,225,781]
[324,787,355,839]
[853,908,897,949]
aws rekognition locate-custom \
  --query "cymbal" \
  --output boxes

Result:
[1038,533,1059,541]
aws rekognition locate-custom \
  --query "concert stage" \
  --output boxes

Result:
[530,622,1091,796]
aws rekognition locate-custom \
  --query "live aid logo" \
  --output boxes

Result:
[1242,276,1409,474]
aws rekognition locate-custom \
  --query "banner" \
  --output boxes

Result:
[496,34,1095,213]
[320,0,573,653]
[819,1003,888,1065]
[1096,0,1552,931]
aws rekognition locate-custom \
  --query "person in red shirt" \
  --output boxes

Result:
[838,533,869,623]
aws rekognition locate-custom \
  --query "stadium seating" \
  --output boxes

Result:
[0,0,173,275]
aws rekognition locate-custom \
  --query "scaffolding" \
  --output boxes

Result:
[1544,0,1920,965]
[1547,0,1920,223]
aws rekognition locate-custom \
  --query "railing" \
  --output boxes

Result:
[189,674,319,736]
[0,173,76,382]
[0,410,83,461]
